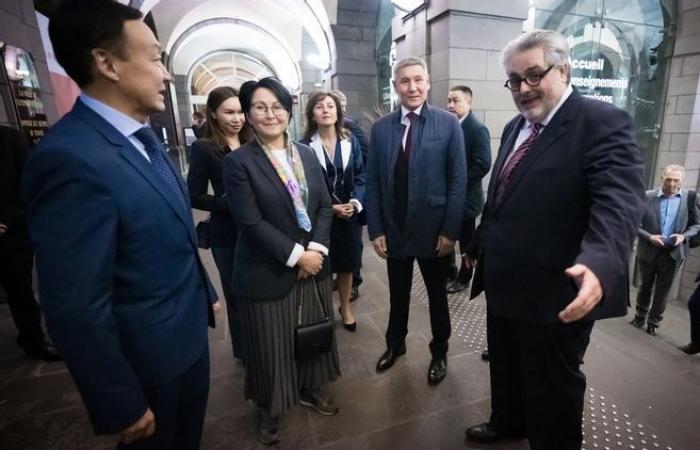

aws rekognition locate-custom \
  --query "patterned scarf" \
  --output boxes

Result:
[256,133,312,231]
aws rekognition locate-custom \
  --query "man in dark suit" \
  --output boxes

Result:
[21,2,216,448]
[680,275,700,355]
[366,56,466,386]
[0,125,59,361]
[632,165,700,336]
[445,85,492,294]
[464,30,645,449]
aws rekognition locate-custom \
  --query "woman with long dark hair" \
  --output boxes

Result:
[187,86,251,361]
[301,90,365,331]
[223,78,340,445]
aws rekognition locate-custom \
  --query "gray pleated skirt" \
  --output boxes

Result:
[239,275,341,417]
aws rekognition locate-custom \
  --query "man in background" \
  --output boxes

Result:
[0,125,59,362]
[445,85,491,294]
[632,164,700,336]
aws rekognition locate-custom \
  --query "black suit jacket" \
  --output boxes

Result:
[470,89,645,323]
[223,140,332,300]
[0,125,31,251]
[461,113,492,219]
[187,139,236,247]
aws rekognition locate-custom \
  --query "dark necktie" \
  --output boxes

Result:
[495,122,542,205]
[403,111,418,155]
[133,126,185,204]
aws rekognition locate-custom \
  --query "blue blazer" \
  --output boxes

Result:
[366,103,466,258]
[21,99,216,435]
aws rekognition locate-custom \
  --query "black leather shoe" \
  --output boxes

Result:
[679,343,700,355]
[427,356,447,385]
[376,344,406,371]
[22,342,61,362]
[481,350,489,361]
[630,316,645,328]
[447,280,469,294]
[646,323,658,336]
[465,422,502,443]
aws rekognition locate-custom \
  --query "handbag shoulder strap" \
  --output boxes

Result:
[297,276,329,326]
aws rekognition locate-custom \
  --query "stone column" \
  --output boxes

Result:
[328,0,380,134]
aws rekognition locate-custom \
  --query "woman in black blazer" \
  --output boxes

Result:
[187,86,251,360]
[301,90,365,331]
[222,78,340,446]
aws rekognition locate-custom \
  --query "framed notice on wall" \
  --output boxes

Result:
[0,43,50,145]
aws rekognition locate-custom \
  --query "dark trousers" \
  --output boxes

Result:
[487,313,594,450]
[635,251,679,325]
[447,218,476,283]
[117,348,210,450]
[688,283,700,345]
[211,245,243,360]
[0,249,45,348]
[386,256,451,357]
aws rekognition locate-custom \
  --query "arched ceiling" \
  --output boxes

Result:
[132,0,337,92]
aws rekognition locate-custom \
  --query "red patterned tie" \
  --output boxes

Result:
[403,111,418,155]
[495,122,542,205]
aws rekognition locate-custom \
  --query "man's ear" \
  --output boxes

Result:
[91,48,120,82]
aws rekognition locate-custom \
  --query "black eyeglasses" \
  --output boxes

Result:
[504,65,555,91]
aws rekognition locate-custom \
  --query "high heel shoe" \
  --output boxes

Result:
[339,308,357,332]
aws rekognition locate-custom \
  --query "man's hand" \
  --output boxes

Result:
[212,301,221,313]
[464,255,477,270]
[297,250,324,276]
[372,235,388,259]
[0,223,7,237]
[671,233,685,246]
[559,264,603,323]
[117,408,155,444]
[649,234,665,247]
[435,235,456,258]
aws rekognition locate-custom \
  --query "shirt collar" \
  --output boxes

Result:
[523,83,573,130]
[80,93,145,138]
[401,104,424,121]
[657,188,683,198]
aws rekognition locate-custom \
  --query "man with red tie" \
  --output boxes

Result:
[365,57,466,386]
[464,30,645,449]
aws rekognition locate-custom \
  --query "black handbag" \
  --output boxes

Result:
[295,277,333,359]
[195,216,211,249]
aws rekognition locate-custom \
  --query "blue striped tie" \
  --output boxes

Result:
[133,126,185,204]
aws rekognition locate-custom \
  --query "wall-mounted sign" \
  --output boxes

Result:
[1,43,49,145]
[570,58,630,105]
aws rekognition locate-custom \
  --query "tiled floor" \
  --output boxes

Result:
[1,234,699,450]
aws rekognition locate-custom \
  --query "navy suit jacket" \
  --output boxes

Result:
[21,99,216,434]
[461,112,492,219]
[366,103,466,258]
[470,89,645,323]
[223,140,332,300]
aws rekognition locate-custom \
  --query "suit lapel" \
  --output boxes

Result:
[676,193,688,233]
[308,133,327,171]
[487,116,523,205]
[650,194,662,233]
[250,143,296,219]
[339,138,352,170]
[73,101,196,244]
